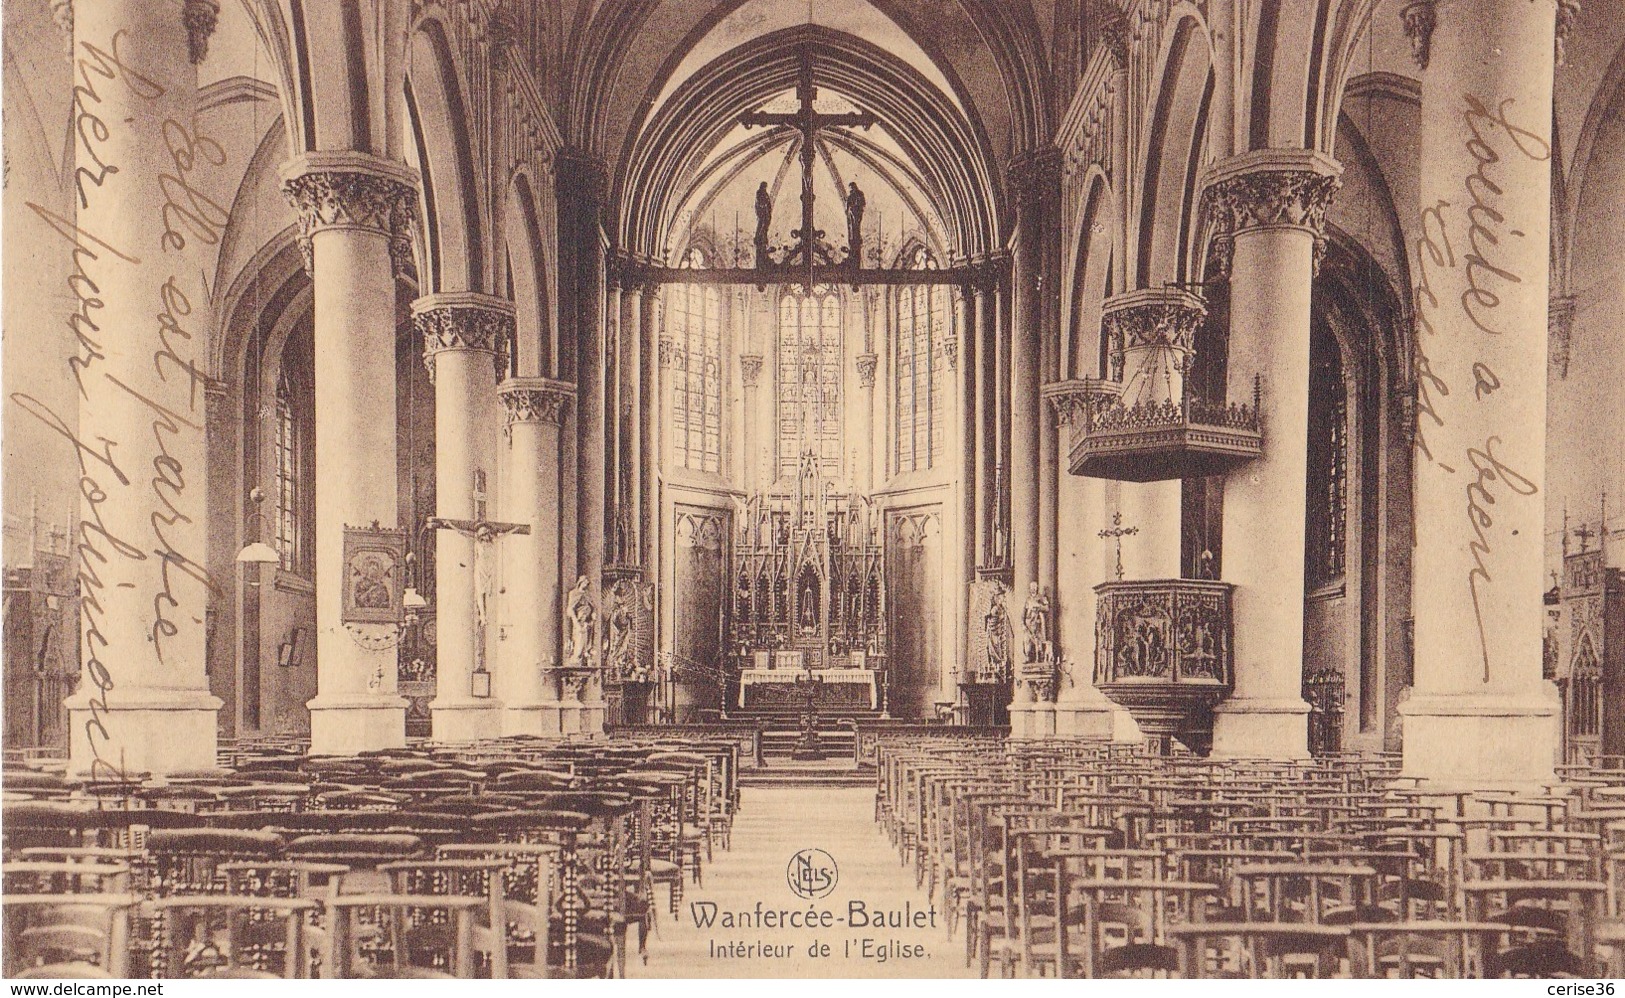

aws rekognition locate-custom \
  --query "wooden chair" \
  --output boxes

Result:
[150,896,317,978]
[1230,862,1378,925]
[1463,878,1607,976]
[2,893,136,978]
[1344,920,1512,978]
[1171,922,1352,978]
[1046,874,1218,978]
[2,860,131,895]
[381,858,516,978]
[324,894,485,978]
[438,843,557,978]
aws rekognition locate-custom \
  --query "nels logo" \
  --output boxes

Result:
[786,848,838,900]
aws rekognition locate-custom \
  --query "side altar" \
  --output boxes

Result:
[728,452,887,713]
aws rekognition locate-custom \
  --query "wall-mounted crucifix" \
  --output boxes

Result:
[426,474,530,678]
[741,43,876,288]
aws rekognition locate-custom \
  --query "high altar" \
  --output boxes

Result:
[729,452,887,711]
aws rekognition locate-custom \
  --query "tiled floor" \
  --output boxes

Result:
[628,786,973,978]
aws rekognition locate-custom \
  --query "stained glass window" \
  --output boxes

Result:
[669,248,723,472]
[777,286,844,477]
[1305,321,1347,589]
[893,247,947,473]
[272,358,312,576]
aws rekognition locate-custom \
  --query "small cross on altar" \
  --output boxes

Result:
[1098,511,1139,581]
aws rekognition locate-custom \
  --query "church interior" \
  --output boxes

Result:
[3,0,1625,980]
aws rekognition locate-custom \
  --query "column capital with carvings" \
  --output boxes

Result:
[1200,149,1342,237]
[499,376,575,428]
[281,152,420,277]
[1008,147,1064,224]
[856,352,879,388]
[413,291,515,381]
[183,0,220,64]
[1403,0,1578,69]
[555,149,609,206]
[739,354,764,388]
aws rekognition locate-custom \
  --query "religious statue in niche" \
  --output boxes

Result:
[341,523,406,625]
[983,583,1012,683]
[799,576,818,633]
[564,576,599,669]
[1022,582,1054,664]
[754,181,773,267]
[604,577,655,683]
[845,181,866,264]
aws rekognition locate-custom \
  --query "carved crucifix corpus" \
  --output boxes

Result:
[740,43,876,287]
[425,508,530,670]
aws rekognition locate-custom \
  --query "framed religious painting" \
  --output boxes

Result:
[341,522,407,625]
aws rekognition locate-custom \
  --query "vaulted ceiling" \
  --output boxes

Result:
[541,0,1060,261]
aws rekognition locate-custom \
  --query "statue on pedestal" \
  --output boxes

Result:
[1022,581,1053,665]
[1020,582,1059,704]
[564,575,598,669]
[983,583,1012,683]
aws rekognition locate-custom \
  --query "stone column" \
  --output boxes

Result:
[657,336,679,671]
[620,279,645,564]
[1008,151,1061,737]
[941,325,967,707]
[63,0,224,776]
[1104,289,1207,579]
[603,271,624,564]
[993,278,1011,566]
[560,154,607,605]
[1202,149,1341,759]
[855,352,878,489]
[415,293,510,741]
[1046,382,1141,741]
[1397,0,1562,785]
[282,153,416,755]
[640,284,662,564]
[955,286,981,650]
[973,281,996,566]
[499,378,574,734]
[740,354,764,495]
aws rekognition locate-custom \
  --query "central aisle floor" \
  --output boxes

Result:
[629,786,974,978]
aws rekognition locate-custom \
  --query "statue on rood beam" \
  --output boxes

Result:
[845,181,866,266]
[754,181,773,268]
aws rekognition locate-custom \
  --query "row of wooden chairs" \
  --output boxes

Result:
[3,732,744,978]
[867,734,1625,979]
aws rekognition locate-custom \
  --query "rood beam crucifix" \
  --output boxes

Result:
[741,44,876,288]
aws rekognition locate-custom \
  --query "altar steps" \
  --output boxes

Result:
[738,760,874,788]
[727,708,877,764]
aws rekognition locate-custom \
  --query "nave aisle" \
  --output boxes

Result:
[630,787,971,978]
